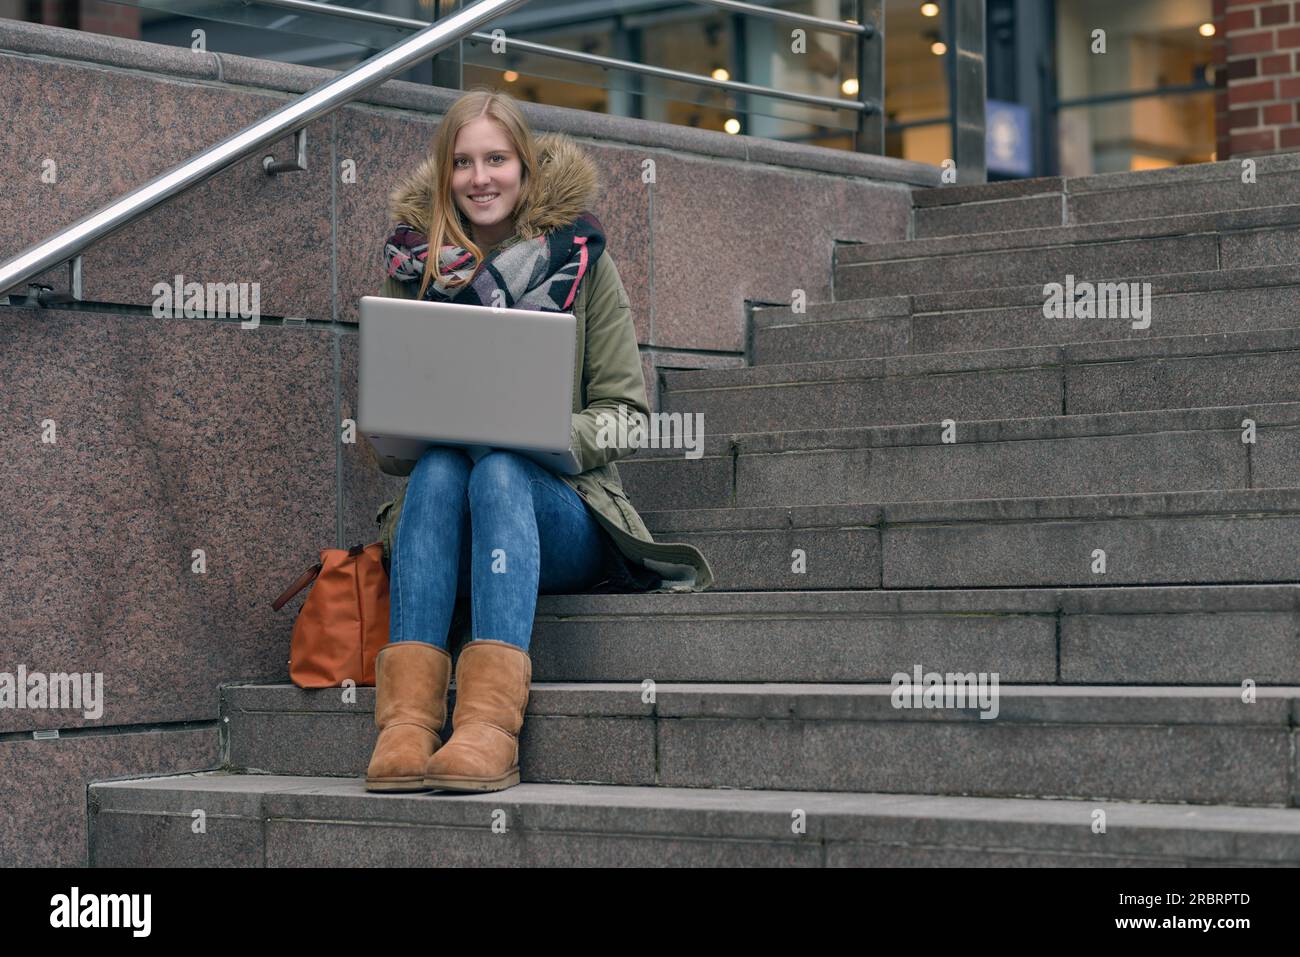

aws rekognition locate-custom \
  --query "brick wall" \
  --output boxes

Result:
[1218,0,1300,156]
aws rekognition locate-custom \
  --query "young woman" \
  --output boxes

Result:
[364,89,713,795]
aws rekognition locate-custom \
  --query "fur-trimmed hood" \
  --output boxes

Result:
[387,130,602,240]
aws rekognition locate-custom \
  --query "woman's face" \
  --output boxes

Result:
[451,117,523,247]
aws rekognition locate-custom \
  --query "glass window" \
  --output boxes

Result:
[880,0,952,166]
[1054,0,1214,174]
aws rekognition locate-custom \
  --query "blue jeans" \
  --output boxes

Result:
[389,446,612,651]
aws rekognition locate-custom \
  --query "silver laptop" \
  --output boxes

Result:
[358,295,581,475]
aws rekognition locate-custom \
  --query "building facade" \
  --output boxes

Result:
[3,0,1297,177]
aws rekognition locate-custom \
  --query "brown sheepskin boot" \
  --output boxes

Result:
[365,641,452,792]
[423,639,531,792]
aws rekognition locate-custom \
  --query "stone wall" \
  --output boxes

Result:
[0,18,935,865]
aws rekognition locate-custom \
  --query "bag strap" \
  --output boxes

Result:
[272,561,322,611]
[271,544,377,611]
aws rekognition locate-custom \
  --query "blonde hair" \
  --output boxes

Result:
[415,88,540,301]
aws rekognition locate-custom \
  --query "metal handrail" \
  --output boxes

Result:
[464,34,869,113]
[251,0,871,37]
[679,0,870,36]
[189,0,875,112]
[0,0,887,297]
[0,0,531,297]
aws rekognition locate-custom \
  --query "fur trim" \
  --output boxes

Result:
[387,131,602,240]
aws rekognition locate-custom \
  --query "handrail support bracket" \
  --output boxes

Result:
[263,128,308,175]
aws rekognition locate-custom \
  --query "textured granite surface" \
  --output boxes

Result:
[1,46,912,355]
[0,307,336,735]
[0,55,333,320]
[7,17,1297,869]
[0,726,218,867]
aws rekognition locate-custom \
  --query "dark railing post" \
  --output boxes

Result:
[431,0,464,90]
[949,0,987,183]
[854,0,883,154]
[731,12,750,136]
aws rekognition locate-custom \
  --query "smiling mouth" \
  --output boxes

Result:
[468,193,499,206]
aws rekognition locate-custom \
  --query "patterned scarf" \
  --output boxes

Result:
[384,211,606,312]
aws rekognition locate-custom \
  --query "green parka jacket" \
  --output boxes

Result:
[366,132,715,594]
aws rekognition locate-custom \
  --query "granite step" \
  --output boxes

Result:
[660,328,1300,434]
[219,683,1299,806]
[911,154,1300,239]
[86,772,1300,866]
[618,403,1298,512]
[752,264,1300,365]
[636,488,1300,591]
[836,205,1300,298]
[527,584,1300,685]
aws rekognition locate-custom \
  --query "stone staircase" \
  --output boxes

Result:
[88,160,1300,867]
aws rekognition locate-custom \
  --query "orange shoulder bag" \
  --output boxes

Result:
[272,542,390,688]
